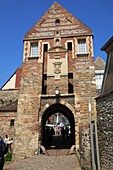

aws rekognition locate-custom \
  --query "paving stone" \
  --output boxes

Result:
[4,154,81,170]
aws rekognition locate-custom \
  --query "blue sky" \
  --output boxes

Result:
[0,0,113,87]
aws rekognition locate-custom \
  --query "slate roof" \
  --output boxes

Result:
[101,36,113,52]
[95,56,105,70]
[0,100,17,112]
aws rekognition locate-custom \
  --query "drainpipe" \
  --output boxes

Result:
[94,120,100,170]
[89,99,96,170]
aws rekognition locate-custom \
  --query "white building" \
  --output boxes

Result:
[95,56,105,92]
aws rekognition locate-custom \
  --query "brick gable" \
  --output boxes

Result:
[25,2,92,39]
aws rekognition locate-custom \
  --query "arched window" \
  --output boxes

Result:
[55,39,60,46]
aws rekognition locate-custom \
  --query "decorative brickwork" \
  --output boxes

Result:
[25,3,92,39]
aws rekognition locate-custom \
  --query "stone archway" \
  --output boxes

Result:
[40,103,75,152]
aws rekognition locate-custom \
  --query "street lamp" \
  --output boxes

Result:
[55,86,60,96]
[55,86,60,102]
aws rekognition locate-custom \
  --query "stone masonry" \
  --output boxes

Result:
[0,89,19,137]
[96,93,113,169]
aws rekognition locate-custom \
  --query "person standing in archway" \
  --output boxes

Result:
[61,127,66,142]
[49,127,54,145]
[54,126,58,136]
[58,126,61,136]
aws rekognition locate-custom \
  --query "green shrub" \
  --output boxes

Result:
[5,152,12,162]
[81,165,86,170]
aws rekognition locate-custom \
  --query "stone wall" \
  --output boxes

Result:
[0,111,16,138]
[0,89,18,139]
[79,124,91,170]
[73,57,96,121]
[47,76,68,95]
[13,59,43,160]
[41,94,75,107]
[96,92,113,169]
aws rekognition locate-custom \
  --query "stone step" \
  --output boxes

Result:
[47,149,69,155]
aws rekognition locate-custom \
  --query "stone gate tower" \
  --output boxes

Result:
[13,2,96,166]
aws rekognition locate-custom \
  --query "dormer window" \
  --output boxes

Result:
[78,39,87,54]
[31,42,38,57]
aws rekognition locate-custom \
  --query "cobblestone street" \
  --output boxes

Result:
[4,135,81,170]
[4,154,81,170]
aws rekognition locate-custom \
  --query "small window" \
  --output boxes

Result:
[67,42,72,51]
[68,73,73,79]
[68,73,73,93]
[31,42,38,57]
[68,83,73,93]
[78,39,87,54]
[44,44,48,52]
[55,39,60,46]
[55,19,60,25]
[44,74,47,80]
[95,73,104,89]
[56,39,59,43]
[42,74,47,94]
[10,119,15,126]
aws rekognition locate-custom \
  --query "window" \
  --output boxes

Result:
[44,44,48,52]
[55,19,60,25]
[10,119,15,126]
[31,42,38,57]
[95,73,104,89]
[68,73,73,79]
[42,74,47,94]
[56,31,59,34]
[67,42,72,51]
[55,39,60,46]
[68,73,73,93]
[78,39,87,54]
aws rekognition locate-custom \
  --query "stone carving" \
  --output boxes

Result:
[53,62,62,74]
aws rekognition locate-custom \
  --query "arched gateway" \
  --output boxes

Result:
[41,103,75,149]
